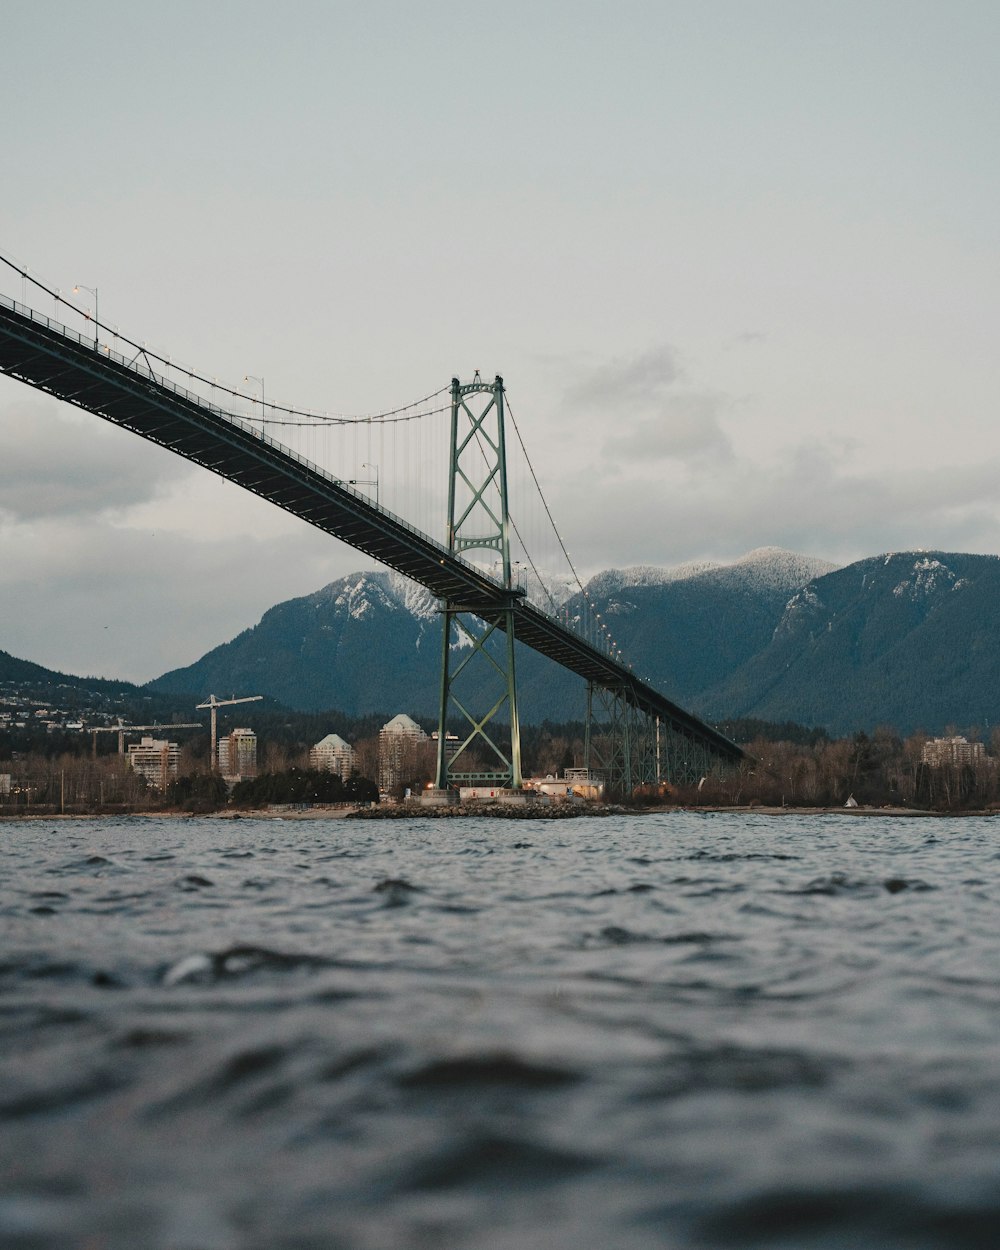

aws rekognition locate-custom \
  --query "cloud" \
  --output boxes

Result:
[607,391,734,463]
[724,331,768,349]
[0,508,371,683]
[563,345,681,409]
[553,438,1000,572]
[561,345,733,466]
[0,397,189,521]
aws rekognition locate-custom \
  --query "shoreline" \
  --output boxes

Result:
[1,803,998,821]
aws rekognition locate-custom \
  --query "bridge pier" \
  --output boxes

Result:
[585,681,658,798]
[585,680,731,798]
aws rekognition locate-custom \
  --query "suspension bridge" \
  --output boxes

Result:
[0,257,743,796]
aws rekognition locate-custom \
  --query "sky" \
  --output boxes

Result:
[2,0,999,683]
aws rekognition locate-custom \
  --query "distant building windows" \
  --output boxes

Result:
[378,714,429,795]
[127,736,180,790]
[921,736,984,767]
[310,733,356,779]
[218,728,257,780]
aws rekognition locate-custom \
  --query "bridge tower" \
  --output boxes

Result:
[433,375,523,795]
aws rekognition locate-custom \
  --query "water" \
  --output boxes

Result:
[2,811,999,1250]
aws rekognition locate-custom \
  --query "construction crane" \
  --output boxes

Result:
[88,722,203,757]
[196,694,264,771]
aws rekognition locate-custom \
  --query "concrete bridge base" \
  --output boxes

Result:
[420,787,460,807]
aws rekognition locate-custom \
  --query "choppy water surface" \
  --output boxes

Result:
[2,811,1000,1249]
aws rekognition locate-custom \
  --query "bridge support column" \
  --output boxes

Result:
[585,681,658,798]
[434,375,523,793]
[586,681,724,798]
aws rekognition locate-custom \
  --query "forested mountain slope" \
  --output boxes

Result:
[149,550,834,722]
[698,552,1000,735]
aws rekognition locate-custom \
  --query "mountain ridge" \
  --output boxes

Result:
[149,547,834,722]
[698,550,1000,733]
[6,548,997,737]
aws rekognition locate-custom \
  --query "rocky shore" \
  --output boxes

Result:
[346,801,632,820]
[4,802,995,822]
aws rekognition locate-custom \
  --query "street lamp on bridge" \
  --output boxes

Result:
[347,462,379,506]
[72,283,98,351]
[243,374,264,433]
[362,462,379,506]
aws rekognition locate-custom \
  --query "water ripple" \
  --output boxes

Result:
[2,811,998,1248]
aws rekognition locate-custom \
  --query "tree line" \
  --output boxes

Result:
[688,728,1000,811]
[3,720,999,813]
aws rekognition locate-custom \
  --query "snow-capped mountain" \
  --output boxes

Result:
[701,551,1000,734]
[149,549,1000,733]
[556,548,841,708]
[321,570,437,625]
[150,549,834,721]
[153,569,446,716]
[586,548,836,600]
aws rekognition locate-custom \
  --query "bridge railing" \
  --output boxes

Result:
[0,292,448,556]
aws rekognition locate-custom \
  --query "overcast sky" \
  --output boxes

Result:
[2,0,999,682]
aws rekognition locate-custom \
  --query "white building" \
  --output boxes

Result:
[310,732,356,779]
[127,736,180,790]
[921,736,985,767]
[218,727,257,780]
[523,767,604,802]
[378,713,429,795]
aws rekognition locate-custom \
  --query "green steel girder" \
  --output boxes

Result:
[443,615,514,768]
[586,680,734,797]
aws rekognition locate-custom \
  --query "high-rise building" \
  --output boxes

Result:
[218,727,257,779]
[378,713,428,794]
[127,736,180,790]
[310,733,356,780]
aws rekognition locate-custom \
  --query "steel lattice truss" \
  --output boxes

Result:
[586,683,732,797]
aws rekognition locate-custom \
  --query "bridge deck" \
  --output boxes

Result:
[0,296,742,762]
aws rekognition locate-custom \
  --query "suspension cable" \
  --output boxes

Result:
[0,251,448,426]
[505,390,630,665]
[257,403,450,428]
[505,392,589,600]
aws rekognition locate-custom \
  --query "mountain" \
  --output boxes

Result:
[0,648,144,704]
[699,551,1000,735]
[577,548,836,706]
[584,548,831,599]
[0,649,80,688]
[151,571,446,715]
[151,570,589,723]
[12,547,999,737]
[0,648,202,726]
[149,550,835,723]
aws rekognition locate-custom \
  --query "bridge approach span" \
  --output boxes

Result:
[0,296,742,764]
